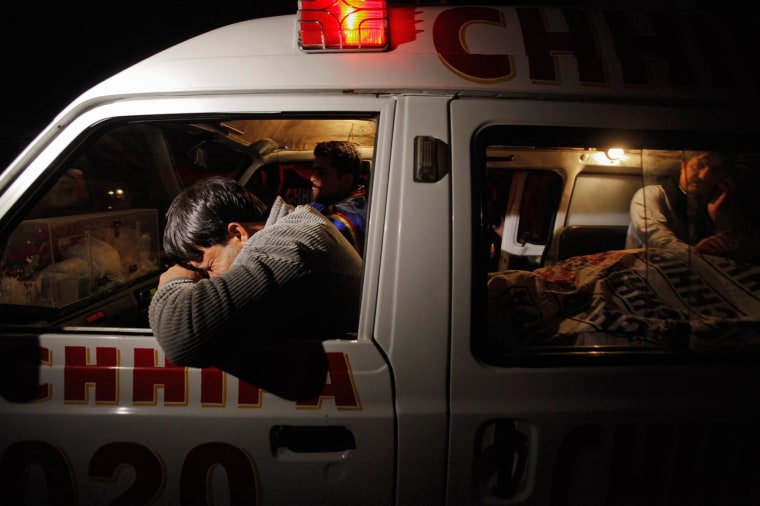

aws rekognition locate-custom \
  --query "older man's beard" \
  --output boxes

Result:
[685,175,700,193]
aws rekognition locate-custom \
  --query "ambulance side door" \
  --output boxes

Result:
[447,97,760,505]
[0,95,397,505]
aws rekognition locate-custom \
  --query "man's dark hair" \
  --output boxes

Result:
[314,140,361,183]
[163,176,268,264]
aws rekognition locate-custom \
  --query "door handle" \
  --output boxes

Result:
[474,419,529,500]
[270,425,356,454]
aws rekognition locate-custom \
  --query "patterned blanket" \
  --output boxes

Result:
[487,248,760,350]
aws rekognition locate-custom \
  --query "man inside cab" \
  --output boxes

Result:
[309,141,367,256]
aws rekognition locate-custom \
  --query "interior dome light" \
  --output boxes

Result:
[606,148,624,160]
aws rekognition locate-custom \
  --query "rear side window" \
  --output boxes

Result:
[474,126,760,364]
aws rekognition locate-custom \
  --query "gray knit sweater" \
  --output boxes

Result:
[148,197,363,368]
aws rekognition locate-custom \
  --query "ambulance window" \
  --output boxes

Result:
[516,173,562,246]
[482,162,562,272]
[247,161,314,208]
[0,116,377,329]
[474,125,760,366]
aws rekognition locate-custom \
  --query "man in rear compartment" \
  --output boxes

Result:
[626,151,759,264]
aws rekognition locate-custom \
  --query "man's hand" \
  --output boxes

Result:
[706,178,734,224]
[158,264,205,288]
[694,232,736,257]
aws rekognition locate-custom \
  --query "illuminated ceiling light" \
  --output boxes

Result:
[606,148,624,160]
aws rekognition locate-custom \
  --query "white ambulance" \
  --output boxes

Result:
[1,1,759,504]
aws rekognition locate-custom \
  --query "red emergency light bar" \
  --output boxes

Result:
[298,0,389,52]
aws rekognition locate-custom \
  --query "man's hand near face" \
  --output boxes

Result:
[158,264,205,287]
[706,177,735,224]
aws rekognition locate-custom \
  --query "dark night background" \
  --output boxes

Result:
[0,2,299,167]
[0,0,748,167]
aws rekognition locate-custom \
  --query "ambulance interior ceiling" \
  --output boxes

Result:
[204,119,378,153]
[486,146,650,176]
[486,147,760,179]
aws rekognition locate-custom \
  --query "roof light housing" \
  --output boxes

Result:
[298,0,390,52]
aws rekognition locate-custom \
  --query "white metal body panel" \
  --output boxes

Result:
[374,95,453,505]
[1,333,394,504]
[0,93,398,505]
[70,7,746,101]
[447,97,759,504]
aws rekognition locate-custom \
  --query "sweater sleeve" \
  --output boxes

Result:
[626,185,690,254]
[148,204,362,367]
